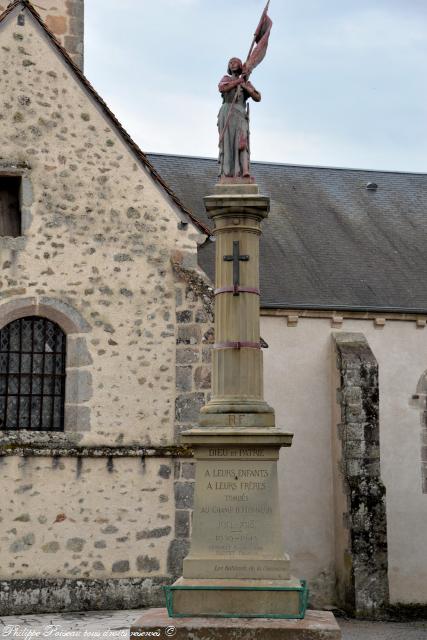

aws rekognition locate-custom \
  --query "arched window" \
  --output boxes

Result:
[0,317,66,431]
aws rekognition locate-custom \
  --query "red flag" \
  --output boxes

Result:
[245,6,273,75]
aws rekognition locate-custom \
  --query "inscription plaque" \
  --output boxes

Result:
[183,446,290,580]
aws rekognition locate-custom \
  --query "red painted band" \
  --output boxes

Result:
[213,341,261,350]
[214,287,260,296]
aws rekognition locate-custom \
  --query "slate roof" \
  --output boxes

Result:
[147,153,427,312]
[0,1,210,236]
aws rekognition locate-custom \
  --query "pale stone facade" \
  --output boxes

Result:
[0,2,213,613]
[0,5,201,448]
[0,456,174,579]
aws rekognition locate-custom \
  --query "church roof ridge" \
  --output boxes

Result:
[147,152,427,178]
[0,0,211,236]
[147,153,427,313]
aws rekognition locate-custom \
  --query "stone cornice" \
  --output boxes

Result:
[0,440,193,458]
[261,307,427,326]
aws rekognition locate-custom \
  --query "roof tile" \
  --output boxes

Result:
[148,153,427,312]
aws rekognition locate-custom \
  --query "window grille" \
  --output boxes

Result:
[0,317,66,431]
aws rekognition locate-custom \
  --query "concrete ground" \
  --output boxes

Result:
[0,609,426,639]
[339,617,427,639]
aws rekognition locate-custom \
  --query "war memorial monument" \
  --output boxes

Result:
[132,3,341,637]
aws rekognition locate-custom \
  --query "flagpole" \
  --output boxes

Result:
[219,0,271,146]
[246,0,270,63]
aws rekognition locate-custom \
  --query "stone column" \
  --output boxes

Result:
[200,183,275,427]
[168,184,304,618]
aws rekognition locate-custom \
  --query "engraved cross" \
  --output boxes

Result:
[223,240,249,296]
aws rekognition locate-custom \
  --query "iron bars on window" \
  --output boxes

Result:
[0,316,66,431]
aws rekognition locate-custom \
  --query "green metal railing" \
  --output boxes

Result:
[164,579,309,619]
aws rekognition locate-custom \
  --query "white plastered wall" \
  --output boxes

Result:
[261,314,427,605]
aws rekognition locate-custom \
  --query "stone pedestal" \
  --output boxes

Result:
[170,428,302,617]
[169,577,304,618]
[131,608,342,639]
[182,431,292,582]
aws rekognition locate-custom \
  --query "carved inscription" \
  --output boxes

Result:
[185,446,289,580]
[212,563,283,575]
[193,453,278,562]
[208,447,265,457]
[205,466,269,492]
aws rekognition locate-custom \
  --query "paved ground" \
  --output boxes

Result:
[339,617,427,639]
[0,609,426,639]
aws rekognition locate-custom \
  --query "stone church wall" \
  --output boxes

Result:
[0,6,212,613]
[0,456,173,580]
[0,0,84,69]
[0,7,203,447]
[262,312,427,610]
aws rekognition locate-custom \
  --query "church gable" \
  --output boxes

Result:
[0,1,208,236]
[0,0,84,69]
[0,1,208,445]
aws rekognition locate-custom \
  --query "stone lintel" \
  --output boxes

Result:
[131,608,342,639]
[181,427,293,448]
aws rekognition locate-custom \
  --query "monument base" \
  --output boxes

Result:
[164,577,306,618]
[130,608,342,639]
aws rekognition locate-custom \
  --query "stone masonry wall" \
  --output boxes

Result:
[0,6,209,612]
[0,7,204,447]
[0,455,174,581]
[172,251,214,440]
[167,252,214,577]
[0,1,84,69]
[332,332,389,617]
[0,454,176,614]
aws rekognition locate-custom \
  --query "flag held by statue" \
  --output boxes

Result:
[245,1,273,75]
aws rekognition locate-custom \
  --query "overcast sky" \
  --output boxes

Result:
[85,0,427,172]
